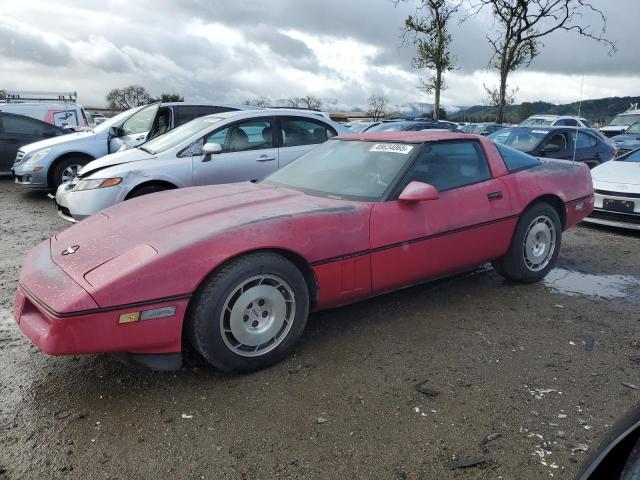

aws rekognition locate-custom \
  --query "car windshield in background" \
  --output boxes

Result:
[488,128,547,152]
[461,124,484,134]
[92,106,145,134]
[140,116,221,154]
[520,118,553,127]
[263,139,418,200]
[625,122,640,134]
[610,114,640,126]
[618,149,640,162]
[365,122,407,132]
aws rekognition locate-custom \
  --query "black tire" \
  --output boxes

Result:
[186,252,310,373]
[126,184,168,199]
[492,202,562,283]
[51,157,89,188]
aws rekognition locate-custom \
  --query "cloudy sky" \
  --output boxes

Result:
[0,0,637,110]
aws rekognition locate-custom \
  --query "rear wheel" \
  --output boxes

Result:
[52,157,89,188]
[492,202,562,283]
[186,253,310,373]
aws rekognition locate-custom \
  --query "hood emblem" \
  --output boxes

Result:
[62,245,80,256]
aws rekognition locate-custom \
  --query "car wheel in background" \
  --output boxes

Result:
[186,252,310,373]
[52,158,89,188]
[492,202,562,283]
[126,184,169,199]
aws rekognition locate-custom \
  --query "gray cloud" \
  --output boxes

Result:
[0,0,637,108]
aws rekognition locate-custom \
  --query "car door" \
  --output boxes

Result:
[277,116,338,167]
[191,117,279,186]
[537,131,573,160]
[0,114,61,171]
[109,104,160,152]
[368,140,513,293]
[571,130,601,166]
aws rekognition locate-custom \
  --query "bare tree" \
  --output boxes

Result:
[285,97,302,108]
[468,0,615,123]
[483,83,518,121]
[106,85,151,110]
[299,95,323,110]
[285,95,323,110]
[0,89,6,101]
[367,94,389,121]
[402,0,460,120]
[244,96,271,108]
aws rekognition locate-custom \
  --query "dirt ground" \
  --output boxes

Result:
[0,176,639,480]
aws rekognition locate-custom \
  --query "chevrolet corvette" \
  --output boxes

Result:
[14,132,594,372]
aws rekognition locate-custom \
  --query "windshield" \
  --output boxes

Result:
[520,117,553,127]
[461,124,484,134]
[610,114,640,127]
[366,122,409,132]
[618,148,640,162]
[624,122,640,135]
[92,106,145,134]
[488,128,548,152]
[140,116,221,154]
[262,139,419,200]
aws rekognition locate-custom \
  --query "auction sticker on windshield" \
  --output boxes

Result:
[369,143,414,154]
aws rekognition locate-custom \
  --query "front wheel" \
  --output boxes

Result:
[186,253,310,373]
[52,158,89,188]
[492,202,562,283]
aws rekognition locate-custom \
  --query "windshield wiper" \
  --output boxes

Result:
[138,146,155,154]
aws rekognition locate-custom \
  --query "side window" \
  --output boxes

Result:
[122,105,159,135]
[574,131,596,148]
[405,141,491,192]
[495,143,540,172]
[2,115,48,136]
[280,117,337,147]
[149,108,172,138]
[544,133,568,150]
[557,119,577,127]
[175,106,214,126]
[204,119,274,153]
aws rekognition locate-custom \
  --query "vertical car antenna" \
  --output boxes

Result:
[572,76,584,164]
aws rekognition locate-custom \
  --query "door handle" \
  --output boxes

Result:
[487,191,503,200]
[256,155,276,162]
[135,135,145,141]
[7,138,17,144]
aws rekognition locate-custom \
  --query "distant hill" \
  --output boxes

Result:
[450,96,640,124]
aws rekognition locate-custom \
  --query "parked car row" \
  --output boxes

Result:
[10,102,253,188]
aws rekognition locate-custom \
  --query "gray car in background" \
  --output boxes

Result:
[12,102,252,189]
[54,109,350,222]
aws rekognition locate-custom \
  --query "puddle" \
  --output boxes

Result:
[543,268,640,300]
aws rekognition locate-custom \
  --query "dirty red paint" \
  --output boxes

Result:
[14,132,594,358]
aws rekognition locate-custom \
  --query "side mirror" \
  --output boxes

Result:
[398,181,439,202]
[109,126,123,138]
[202,142,222,155]
[541,143,561,153]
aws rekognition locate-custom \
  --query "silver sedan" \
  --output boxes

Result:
[55,109,349,222]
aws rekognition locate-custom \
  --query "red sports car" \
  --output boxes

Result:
[14,132,594,372]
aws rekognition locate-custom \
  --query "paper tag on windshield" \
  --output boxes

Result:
[531,130,549,134]
[369,143,414,154]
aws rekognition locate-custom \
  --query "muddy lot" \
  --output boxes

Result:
[0,176,639,479]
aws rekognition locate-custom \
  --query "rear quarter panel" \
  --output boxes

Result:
[500,159,594,229]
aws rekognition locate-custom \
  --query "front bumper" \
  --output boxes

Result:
[14,241,188,356]
[12,165,49,188]
[15,286,188,356]
[583,189,640,231]
[55,181,126,222]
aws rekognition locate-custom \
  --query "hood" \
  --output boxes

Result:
[19,130,98,154]
[79,148,155,177]
[50,182,367,306]
[591,160,640,186]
